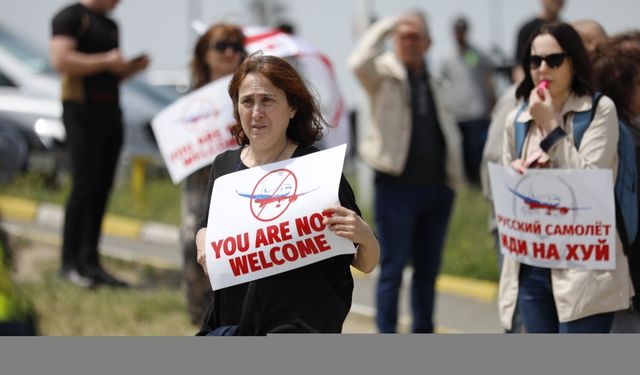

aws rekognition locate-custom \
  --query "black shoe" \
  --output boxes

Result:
[83,266,130,288]
[59,267,95,288]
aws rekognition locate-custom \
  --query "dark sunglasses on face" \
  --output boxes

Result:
[530,53,567,69]
[211,41,244,53]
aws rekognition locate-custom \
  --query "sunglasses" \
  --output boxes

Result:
[210,41,244,53]
[530,53,567,69]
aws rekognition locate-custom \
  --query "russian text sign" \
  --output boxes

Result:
[488,163,616,270]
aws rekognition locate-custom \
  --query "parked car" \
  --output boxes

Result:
[0,114,28,184]
[0,24,176,185]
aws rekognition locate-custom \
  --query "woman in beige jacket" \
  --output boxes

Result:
[500,23,633,333]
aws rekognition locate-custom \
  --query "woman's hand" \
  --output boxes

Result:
[510,159,526,174]
[528,86,558,134]
[195,227,208,275]
[323,206,380,273]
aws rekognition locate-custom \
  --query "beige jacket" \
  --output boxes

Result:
[480,84,519,231]
[348,16,464,190]
[499,93,633,329]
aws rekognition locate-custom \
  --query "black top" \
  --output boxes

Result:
[52,3,120,105]
[376,66,445,186]
[197,145,359,335]
[514,17,546,66]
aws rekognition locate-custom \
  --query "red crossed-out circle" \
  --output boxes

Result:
[249,168,298,222]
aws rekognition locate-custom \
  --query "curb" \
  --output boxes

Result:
[0,194,179,246]
[0,194,498,302]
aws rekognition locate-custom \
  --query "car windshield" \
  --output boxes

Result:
[126,77,180,106]
[0,26,53,75]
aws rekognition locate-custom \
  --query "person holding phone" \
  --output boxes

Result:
[49,0,149,288]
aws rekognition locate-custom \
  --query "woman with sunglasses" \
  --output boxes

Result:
[499,22,633,333]
[180,23,246,326]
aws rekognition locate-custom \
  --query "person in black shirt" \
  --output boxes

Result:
[50,0,149,288]
[194,54,379,335]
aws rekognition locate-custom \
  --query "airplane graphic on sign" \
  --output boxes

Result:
[236,184,319,209]
[236,168,319,221]
[508,186,591,216]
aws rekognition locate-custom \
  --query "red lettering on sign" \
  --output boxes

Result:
[310,213,326,232]
[533,242,545,258]
[314,234,331,252]
[581,244,594,260]
[247,252,260,272]
[595,239,609,261]
[279,221,292,241]
[266,224,281,243]
[282,243,298,262]
[210,232,249,259]
[547,244,560,260]
[255,228,268,248]
[211,239,223,259]
[258,250,274,269]
[501,234,527,256]
[254,220,292,248]
[229,255,249,276]
[295,215,312,236]
[566,244,580,261]
[227,234,334,277]
[270,246,285,265]
[169,144,193,162]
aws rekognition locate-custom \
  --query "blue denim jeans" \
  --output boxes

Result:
[518,264,614,333]
[205,325,238,336]
[374,183,454,333]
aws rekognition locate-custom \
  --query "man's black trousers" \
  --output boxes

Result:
[61,102,123,270]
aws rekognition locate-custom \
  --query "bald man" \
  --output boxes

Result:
[349,11,464,333]
[571,19,608,54]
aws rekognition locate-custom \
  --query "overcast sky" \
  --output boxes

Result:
[1,0,639,108]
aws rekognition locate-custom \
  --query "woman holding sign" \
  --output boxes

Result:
[500,23,633,333]
[194,53,379,335]
[181,23,246,326]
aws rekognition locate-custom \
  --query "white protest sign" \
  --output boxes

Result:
[204,144,355,290]
[152,29,351,185]
[151,75,237,183]
[488,163,616,270]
